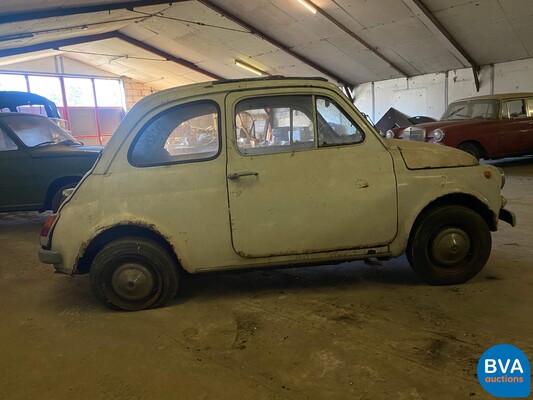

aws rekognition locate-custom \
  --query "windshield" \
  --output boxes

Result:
[1,114,80,147]
[441,99,500,121]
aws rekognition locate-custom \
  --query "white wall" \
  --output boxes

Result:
[493,59,533,93]
[354,58,533,124]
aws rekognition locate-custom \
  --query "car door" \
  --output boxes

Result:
[0,124,38,210]
[225,90,398,258]
[497,97,533,156]
[526,98,533,150]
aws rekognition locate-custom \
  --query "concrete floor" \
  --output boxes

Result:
[0,157,532,400]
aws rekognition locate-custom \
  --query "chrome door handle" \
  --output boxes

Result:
[227,171,259,180]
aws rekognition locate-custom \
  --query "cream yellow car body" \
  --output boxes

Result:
[38,78,513,310]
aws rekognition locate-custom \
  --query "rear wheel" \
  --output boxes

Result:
[458,142,483,160]
[407,205,491,285]
[51,182,77,213]
[90,237,179,311]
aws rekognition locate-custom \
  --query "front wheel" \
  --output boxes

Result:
[90,237,179,311]
[407,205,491,285]
[458,142,483,160]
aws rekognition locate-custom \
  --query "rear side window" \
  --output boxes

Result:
[502,99,527,119]
[130,102,220,167]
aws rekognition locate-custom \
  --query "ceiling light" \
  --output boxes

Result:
[235,60,265,76]
[296,0,317,14]
[0,32,34,42]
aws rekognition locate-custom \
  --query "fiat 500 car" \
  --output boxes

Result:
[39,78,515,311]
[386,93,533,160]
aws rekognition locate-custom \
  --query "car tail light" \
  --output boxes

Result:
[40,215,57,247]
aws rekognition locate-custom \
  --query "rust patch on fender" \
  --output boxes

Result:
[74,220,178,274]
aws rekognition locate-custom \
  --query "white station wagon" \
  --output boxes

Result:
[39,77,515,311]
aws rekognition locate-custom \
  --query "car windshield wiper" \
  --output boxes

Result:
[445,106,466,119]
[59,139,82,146]
[34,140,57,147]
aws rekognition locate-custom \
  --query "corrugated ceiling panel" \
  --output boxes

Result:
[1,0,532,88]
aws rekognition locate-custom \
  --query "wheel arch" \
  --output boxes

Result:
[410,193,497,242]
[44,176,82,210]
[76,224,181,274]
[457,140,486,158]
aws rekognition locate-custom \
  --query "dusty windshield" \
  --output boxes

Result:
[1,114,79,147]
[441,99,500,121]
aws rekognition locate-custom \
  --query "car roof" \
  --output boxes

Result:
[0,91,61,117]
[0,112,50,119]
[454,92,533,102]
[131,76,337,109]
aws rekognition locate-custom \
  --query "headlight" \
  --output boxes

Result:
[433,129,445,142]
[498,167,505,188]
[385,130,394,139]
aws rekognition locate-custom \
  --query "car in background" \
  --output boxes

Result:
[0,113,102,213]
[38,77,514,311]
[0,91,70,131]
[385,93,533,159]
[374,107,436,135]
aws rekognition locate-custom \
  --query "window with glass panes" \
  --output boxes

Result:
[0,73,125,145]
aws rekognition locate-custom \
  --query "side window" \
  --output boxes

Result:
[235,95,315,155]
[130,102,219,167]
[0,128,18,151]
[316,97,364,147]
[527,99,533,117]
[471,101,499,119]
[502,99,527,119]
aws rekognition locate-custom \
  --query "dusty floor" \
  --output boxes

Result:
[0,157,532,400]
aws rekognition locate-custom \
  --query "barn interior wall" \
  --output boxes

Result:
[354,58,533,123]
[122,77,157,110]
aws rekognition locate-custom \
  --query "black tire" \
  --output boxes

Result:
[90,237,179,311]
[51,182,77,213]
[407,205,491,285]
[458,142,483,160]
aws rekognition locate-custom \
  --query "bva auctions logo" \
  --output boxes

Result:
[477,344,530,398]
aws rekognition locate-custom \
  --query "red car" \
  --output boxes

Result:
[386,93,533,159]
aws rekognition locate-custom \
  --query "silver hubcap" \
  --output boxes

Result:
[111,263,155,301]
[430,228,471,267]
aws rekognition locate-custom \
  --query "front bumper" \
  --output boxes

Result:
[38,247,63,265]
